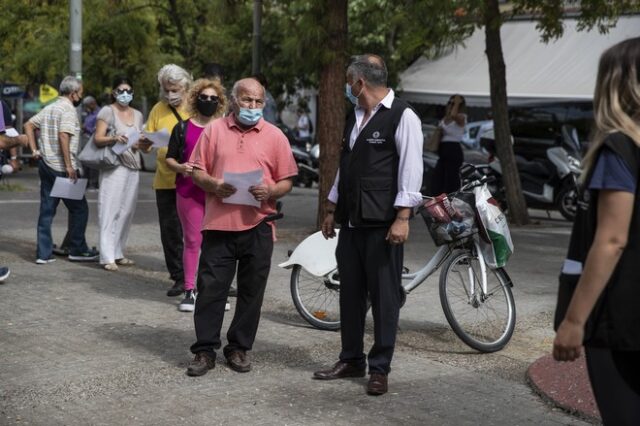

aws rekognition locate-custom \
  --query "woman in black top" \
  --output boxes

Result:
[553,37,640,425]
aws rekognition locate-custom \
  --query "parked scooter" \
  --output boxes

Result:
[276,122,319,188]
[292,143,319,188]
[481,125,582,221]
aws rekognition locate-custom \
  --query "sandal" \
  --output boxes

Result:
[116,258,135,266]
[104,263,118,271]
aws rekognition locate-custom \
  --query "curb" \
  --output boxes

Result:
[526,354,600,424]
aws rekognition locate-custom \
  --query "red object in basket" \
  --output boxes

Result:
[424,194,452,223]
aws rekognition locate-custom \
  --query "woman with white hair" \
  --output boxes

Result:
[146,64,192,296]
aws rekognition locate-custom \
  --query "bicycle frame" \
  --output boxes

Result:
[401,239,488,297]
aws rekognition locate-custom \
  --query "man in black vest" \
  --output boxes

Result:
[313,54,423,395]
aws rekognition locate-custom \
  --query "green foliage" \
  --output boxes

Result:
[83,0,158,102]
[348,0,474,86]
[2,0,638,108]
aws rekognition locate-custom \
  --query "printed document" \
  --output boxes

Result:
[50,177,88,200]
[222,169,263,208]
[111,127,140,155]
[144,128,171,148]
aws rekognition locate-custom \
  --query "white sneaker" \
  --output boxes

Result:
[178,290,196,312]
[35,258,56,265]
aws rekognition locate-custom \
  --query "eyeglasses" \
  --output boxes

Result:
[198,94,219,102]
[115,88,133,95]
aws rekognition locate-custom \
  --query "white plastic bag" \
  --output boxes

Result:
[473,183,514,268]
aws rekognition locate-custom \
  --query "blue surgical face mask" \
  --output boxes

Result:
[237,107,263,126]
[115,92,133,106]
[345,83,359,105]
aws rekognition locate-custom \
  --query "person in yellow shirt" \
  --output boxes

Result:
[146,64,192,296]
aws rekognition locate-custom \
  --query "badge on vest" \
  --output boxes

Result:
[366,131,385,144]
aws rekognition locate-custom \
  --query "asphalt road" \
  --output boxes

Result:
[0,168,590,425]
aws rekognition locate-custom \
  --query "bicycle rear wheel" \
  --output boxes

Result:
[290,265,341,331]
[439,250,515,352]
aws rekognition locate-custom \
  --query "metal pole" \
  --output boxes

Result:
[69,0,82,80]
[252,0,262,74]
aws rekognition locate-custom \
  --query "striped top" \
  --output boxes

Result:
[29,97,80,172]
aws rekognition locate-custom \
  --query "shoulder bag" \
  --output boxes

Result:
[78,106,120,170]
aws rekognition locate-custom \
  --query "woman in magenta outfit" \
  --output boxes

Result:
[166,78,227,312]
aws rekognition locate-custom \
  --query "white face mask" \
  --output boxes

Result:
[115,92,133,106]
[165,91,183,107]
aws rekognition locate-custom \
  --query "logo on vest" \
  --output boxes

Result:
[366,130,385,144]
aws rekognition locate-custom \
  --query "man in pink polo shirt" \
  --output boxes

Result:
[186,77,298,377]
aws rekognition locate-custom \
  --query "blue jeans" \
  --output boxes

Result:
[37,160,89,259]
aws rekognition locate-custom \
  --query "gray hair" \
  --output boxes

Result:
[157,64,192,98]
[59,76,82,95]
[347,54,388,87]
[82,95,96,106]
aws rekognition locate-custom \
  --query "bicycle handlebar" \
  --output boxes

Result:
[264,200,284,222]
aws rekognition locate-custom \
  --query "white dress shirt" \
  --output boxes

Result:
[328,89,424,209]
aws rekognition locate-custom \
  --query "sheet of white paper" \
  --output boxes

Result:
[5,128,19,137]
[144,128,170,148]
[223,169,264,208]
[50,177,88,200]
[110,128,140,155]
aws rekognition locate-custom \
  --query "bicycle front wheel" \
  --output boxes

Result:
[439,250,515,352]
[290,265,341,331]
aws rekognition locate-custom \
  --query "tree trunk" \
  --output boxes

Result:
[483,0,529,225]
[316,0,348,229]
[167,0,193,67]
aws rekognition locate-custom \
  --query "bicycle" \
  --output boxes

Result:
[279,165,516,353]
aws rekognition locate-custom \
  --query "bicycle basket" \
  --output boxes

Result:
[420,192,478,246]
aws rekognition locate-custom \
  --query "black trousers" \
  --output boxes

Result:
[431,142,463,196]
[190,222,273,357]
[155,189,184,284]
[586,347,640,425]
[336,227,403,374]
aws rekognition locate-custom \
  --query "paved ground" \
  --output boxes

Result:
[0,168,595,425]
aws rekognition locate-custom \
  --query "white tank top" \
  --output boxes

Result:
[440,114,466,143]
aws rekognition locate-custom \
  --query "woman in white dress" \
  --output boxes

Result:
[93,76,151,271]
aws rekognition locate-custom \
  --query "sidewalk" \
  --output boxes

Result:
[0,167,594,425]
[528,355,600,423]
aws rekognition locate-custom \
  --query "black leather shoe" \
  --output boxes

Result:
[313,361,366,380]
[167,281,184,297]
[226,350,251,373]
[367,373,388,395]
[186,352,215,377]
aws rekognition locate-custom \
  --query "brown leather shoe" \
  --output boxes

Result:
[226,350,251,373]
[186,352,215,377]
[313,361,366,380]
[367,373,388,396]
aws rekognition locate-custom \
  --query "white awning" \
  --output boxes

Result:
[398,16,640,107]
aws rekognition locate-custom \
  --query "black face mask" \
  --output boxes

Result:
[196,98,219,117]
[72,98,82,107]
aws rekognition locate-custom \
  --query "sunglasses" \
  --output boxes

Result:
[198,94,219,102]
[115,88,133,95]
